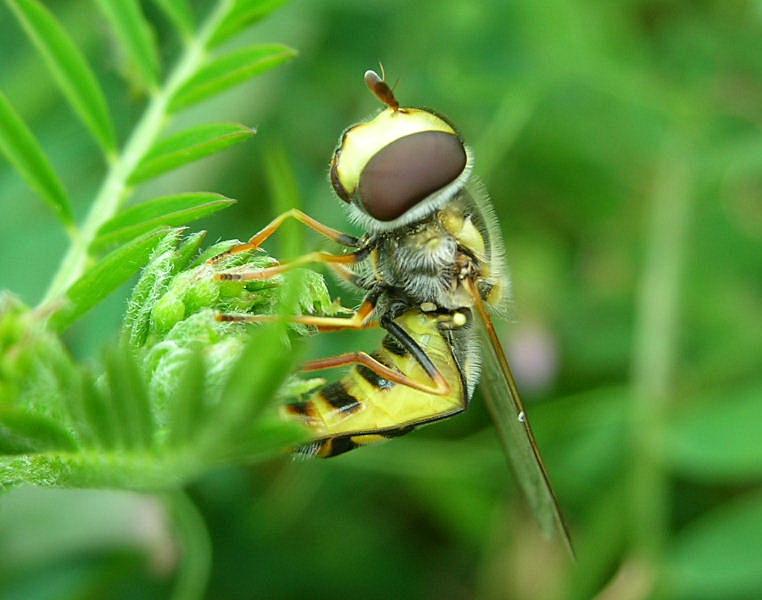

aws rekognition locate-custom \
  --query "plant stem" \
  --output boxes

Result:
[630,139,691,567]
[40,0,234,307]
[165,491,212,600]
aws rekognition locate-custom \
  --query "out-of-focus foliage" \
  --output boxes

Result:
[1,0,761,599]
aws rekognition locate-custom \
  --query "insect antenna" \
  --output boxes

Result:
[364,67,399,110]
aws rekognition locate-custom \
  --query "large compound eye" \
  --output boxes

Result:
[358,131,466,221]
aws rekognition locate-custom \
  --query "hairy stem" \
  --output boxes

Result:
[40,0,234,306]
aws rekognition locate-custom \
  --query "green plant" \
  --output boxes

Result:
[0,2,309,594]
[0,0,313,482]
[1,228,337,489]
[6,3,762,598]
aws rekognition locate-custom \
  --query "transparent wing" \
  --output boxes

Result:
[469,282,574,557]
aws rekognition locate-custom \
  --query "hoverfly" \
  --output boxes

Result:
[213,70,571,548]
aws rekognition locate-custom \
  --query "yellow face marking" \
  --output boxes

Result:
[440,208,486,259]
[336,108,456,196]
[438,207,464,237]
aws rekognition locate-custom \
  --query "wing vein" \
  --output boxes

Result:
[468,281,575,558]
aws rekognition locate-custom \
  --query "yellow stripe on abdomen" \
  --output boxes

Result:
[285,310,465,448]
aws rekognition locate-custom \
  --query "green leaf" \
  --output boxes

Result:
[200,273,303,455]
[566,482,630,600]
[151,0,194,36]
[79,371,118,449]
[209,0,288,48]
[105,345,155,450]
[221,417,307,462]
[667,491,762,599]
[49,227,171,331]
[92,193,235,251]
[172,230,207,271]
[95,0,161,90]
[0,406,77,454]
[122,229,184,348]
[129,122,256,184]
[0,91,73,225]
[167,350,207,447]
[530,387,629,502]
[191,239,240,267]
[210,321,295,449]
[169,44,296,112]
[0,451,174,490]
[665,385,762,483]
[7,0,117,154]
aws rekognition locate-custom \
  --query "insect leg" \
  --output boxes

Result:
[380,315,455,396]
[209,209,361,264]
[216,245,371,282]
[301,351,450,396]
[217,291,379,332]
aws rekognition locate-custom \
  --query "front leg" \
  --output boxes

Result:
[209,208,362,265]
[215,245,373,282]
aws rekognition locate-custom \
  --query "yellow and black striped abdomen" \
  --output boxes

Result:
[284,310,466,457]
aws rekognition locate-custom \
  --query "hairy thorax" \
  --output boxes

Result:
[357,192,500,311]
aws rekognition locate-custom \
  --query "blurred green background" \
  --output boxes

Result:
[1,1,762,598]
